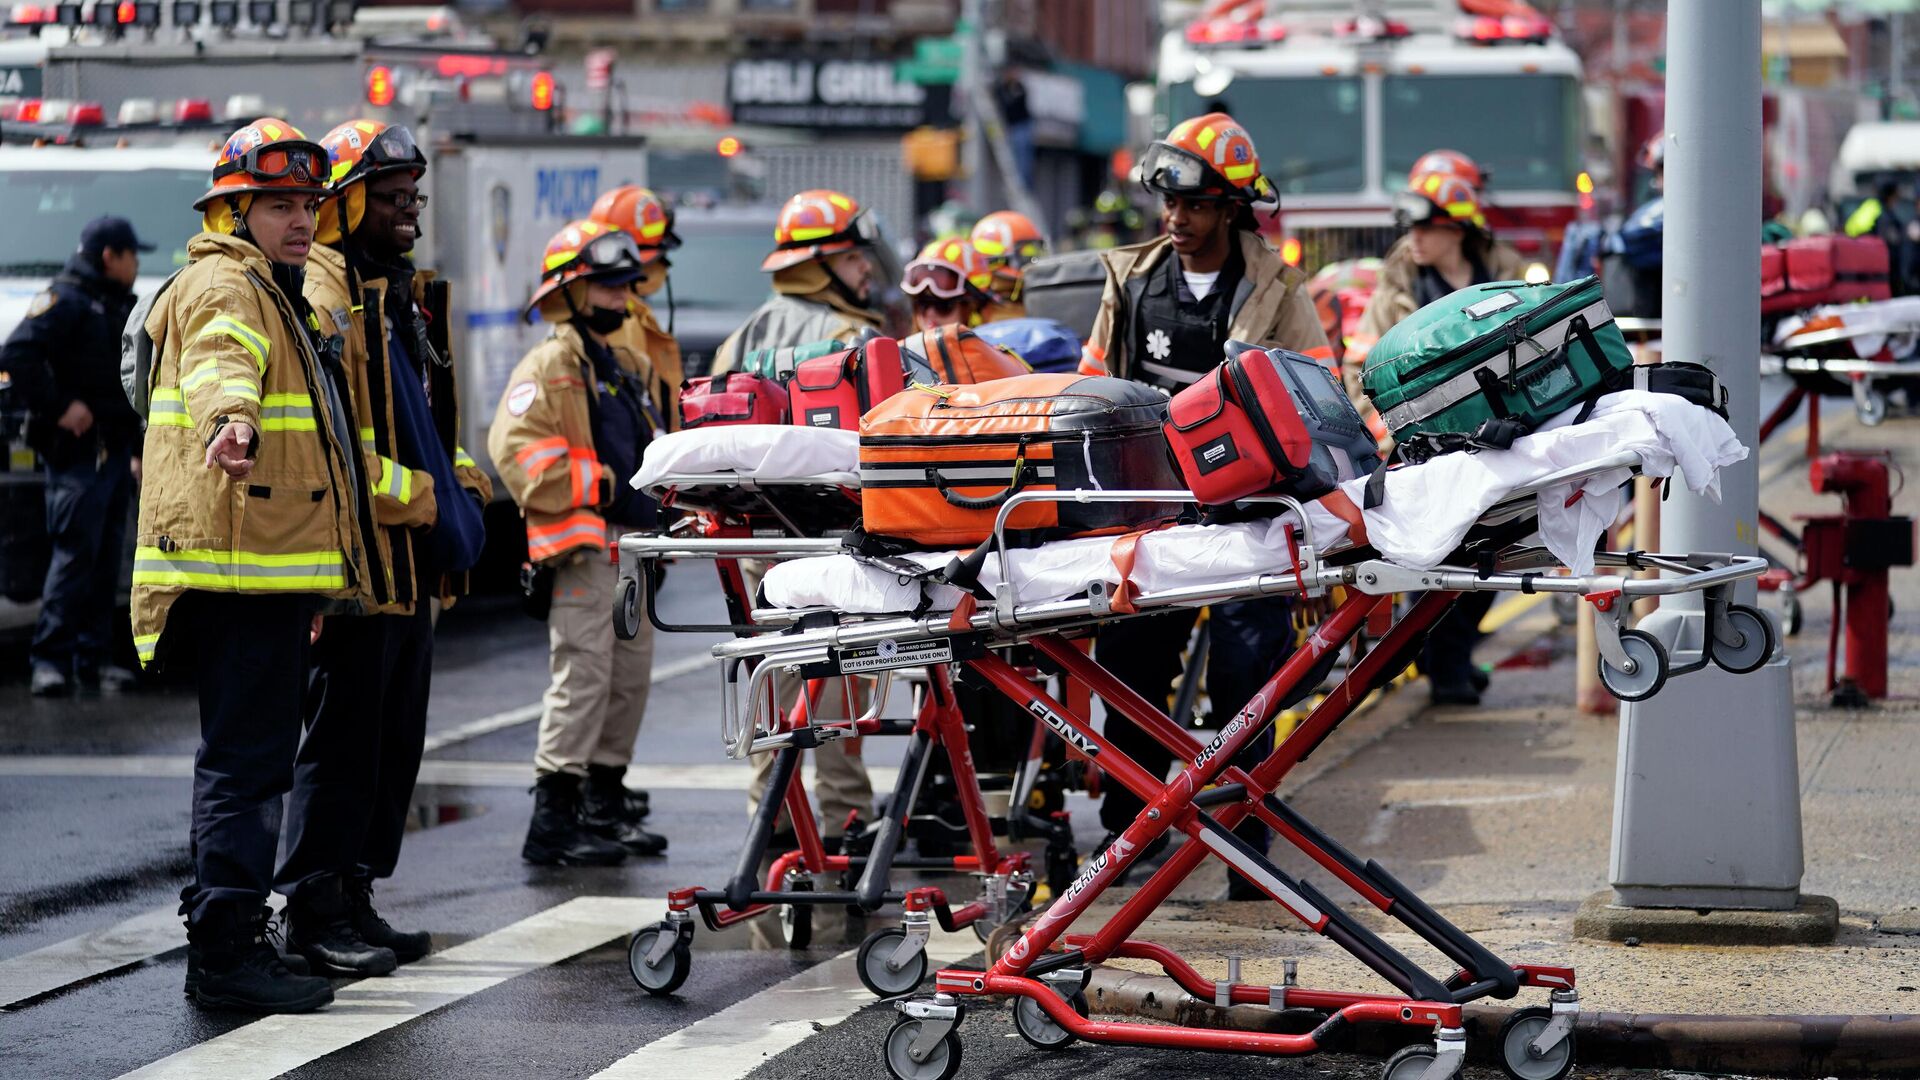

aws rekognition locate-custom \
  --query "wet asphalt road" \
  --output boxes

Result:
[1,570,1683,1080]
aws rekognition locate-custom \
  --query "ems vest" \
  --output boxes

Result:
[580,338,657,529]
[1130,246,1244,393]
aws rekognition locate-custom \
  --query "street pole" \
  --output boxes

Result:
[1606,0,1806,912]
[959,0,989,214]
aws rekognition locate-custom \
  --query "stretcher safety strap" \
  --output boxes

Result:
[1380,299,1614,432]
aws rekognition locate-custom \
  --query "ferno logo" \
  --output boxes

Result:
[1026,699,1097,757]
[534,167,601,221]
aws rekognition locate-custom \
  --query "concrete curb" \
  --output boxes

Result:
[1084,967,1920,1078]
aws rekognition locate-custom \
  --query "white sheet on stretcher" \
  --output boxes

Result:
[1774,296,1920,358]
[630,426,861,491]
[758,392,1745,614]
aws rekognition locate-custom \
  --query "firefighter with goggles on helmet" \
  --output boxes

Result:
[268,119,493,982]
[713,188,885,852]
[902,237,996,331]
[1078,111,1332,902]
[137,119,378,1014]
[489,220,671,867]
[968,210,1048,321]
[589,185,687,433]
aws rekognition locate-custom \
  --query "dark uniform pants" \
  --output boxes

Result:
[1421,592,1494,690]
[1094,595,1297,834]
[277,596,435,897]
[31,445,131,674]
[177,591,313,925]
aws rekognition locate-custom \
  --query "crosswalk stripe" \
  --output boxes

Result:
[112,896,663,1080]
[0,757,899,792]
[591,932,983,1080]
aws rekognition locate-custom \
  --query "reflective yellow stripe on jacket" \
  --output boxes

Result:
[132,546,346,591]
[148,387,193,429]
[376,456,416,505]
[259,392,317,432]
[198,315,271,373]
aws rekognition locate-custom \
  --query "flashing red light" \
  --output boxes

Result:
[11,4,56,23]
[530,70,555,112]
[174,97,214,122]
[16,98,42,123]
[114,0,132,21]
[1280,236,1303,266]
[435,54,506,78]
[1185,16,1262,45]
[366,64,395,107]
[68,101,105,125]
[716,135,742,158]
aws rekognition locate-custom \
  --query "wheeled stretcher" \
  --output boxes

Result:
[614,428,1080,998]
[1768,299,1920,431]
[625,396,1769,1080]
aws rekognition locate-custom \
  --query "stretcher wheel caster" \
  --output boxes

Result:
[973,874,1037,943]
[883,1015,962,1080]
[627,923,690,997]
[1858,386,1889,426]
[1598,629,1667,702]
[613,576,641,641]
[1713,604,1776,675]
[780,880,813,950]
[857,927,928,997]
[1781,594,1804,637]
[1497,1005,1576,1080]
[1382,1043,1460,1080]
[1011,987,1088,1050]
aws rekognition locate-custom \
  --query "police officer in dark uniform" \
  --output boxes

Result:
[0,217,149,697]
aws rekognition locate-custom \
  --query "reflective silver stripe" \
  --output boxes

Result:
[529,521,605,551]
[1379,298,1615,433]
[858,465,1057,483]
[260,403,315,422]
[132,556,340,579]
[1139,359,1205,386]
[1194,823,1324,927]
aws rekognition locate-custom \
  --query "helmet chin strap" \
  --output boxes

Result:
[227,195,253,242]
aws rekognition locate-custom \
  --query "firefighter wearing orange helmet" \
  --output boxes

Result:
[590,185,686,431]
[711,189,884,373]
[1077,112,1330,902]
[137,118,376,1014]
[270,119,494,980]
[903,236,996,331]
[969,210,1048,321]
[489,219,671,867]
[713,189,883,845]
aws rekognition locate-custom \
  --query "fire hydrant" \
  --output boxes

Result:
[1798,453,1914,706]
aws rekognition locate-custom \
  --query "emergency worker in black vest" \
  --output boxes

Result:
[1080,113,1332,899]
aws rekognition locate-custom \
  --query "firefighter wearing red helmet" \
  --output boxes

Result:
[270,119,494,980]
[712,189,885,373]
[1078,112,1330,901]
[712,188,884,844]
[137,118,376,1014]
[490,219,671,867]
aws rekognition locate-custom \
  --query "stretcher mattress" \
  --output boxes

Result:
[757,392,1744,614]
[1774,296,1920,359]
[631,426,861,492]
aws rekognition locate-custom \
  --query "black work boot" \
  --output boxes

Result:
[190,905,334,1014]
[185,920,310,996]
[523,772,628,866]
[344,875,431,965]
[586,763,650,821]
[582,766,668,856]
[285,874,399,977]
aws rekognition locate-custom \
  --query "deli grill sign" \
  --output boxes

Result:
[729,58,935,129]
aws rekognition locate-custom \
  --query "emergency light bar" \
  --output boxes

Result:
[1454,13,1551,43]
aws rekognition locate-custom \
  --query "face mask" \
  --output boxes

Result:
[580,305,628,335]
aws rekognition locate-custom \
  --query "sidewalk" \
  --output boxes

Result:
[1063,405,1920,1076]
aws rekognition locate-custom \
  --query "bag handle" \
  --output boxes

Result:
[1168,365,1231,432]
[930,437,1031,510]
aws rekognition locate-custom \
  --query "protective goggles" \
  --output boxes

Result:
[984,241,1045,269]
[901,258,973,299]
[215,140,330,186]
[1392,191,1462,229]
[1139,142,1230,198]
[546,231,646,282]
[366,124,426,173]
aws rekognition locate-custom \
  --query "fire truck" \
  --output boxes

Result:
[0,6,645,624]
[1156,0,1583,272]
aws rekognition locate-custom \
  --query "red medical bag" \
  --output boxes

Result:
[679,371,790,429]
[1165,346,1375,506]
[788,337,908,431]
